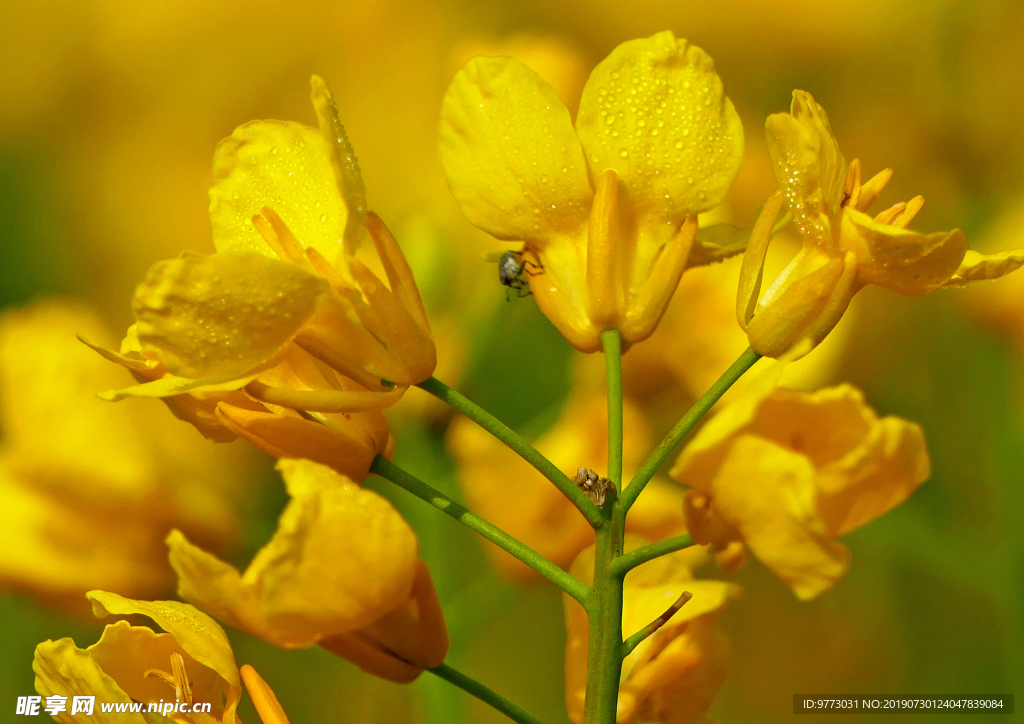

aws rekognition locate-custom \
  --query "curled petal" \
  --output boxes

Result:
[244,380,404,412]
[439,56,592,244]
[705,435,849,600]
[34,636,141,724]
[310,76,367,253]
[525,244,600,352]
[576,31,743,224]
[766,90,848,244]
[132,252,328,382]
[942,248,1024,287]
[169,460,419,648]
[209,120,347,265]
[843,209,967,295]
[736,192,785,328]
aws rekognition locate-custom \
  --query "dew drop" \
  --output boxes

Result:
[619,148,628,158]
[232,191,240,199]
[320,214,327,222]
[270,147,278,155]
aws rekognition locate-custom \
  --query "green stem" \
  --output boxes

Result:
[581,330,626,724]
[602,331,623,490]
[416,376,603,528]
[370,455,590,605]
[582,523,624,724]
[620,347,761,512]
[608,534,695,578]
[427,663,546,724]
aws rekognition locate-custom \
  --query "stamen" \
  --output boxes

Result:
[842,159,862,209]
[144,651,193,705]
[240,665,292,724]
[244,380,404,412]
[261,208,312,269]
[890,195,924,229]
[856,168,893,211]
[874,202,906,226]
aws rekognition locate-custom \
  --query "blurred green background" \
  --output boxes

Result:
[1,0,1021,722]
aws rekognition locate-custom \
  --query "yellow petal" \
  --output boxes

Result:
[87,592,241,721]
[133,252,329,382]
[817,417,929,537]
[576,31,743,226]
[766,90,848,244]
[244,380,403,412]
[842,208,967,295]
[942,248,1024,287]
[525,243,600,352]
[310,76,367,253]
[34,636,142,724]
[209,119,348,265]
[213,404,384,480]
[439,56,592,243]
[687,222,749,269]
[171,460,419,648]
[706,435,849,600]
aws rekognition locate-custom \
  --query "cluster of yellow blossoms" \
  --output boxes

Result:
[26,29,1024,724]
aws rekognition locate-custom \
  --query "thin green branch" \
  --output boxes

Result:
[620,347,761,512]
[609,534,695,578]
[621,591,692,658]
[370,456,590,605]
[416,376,603,528]
[601,330,623,491]
[428,663,546,724]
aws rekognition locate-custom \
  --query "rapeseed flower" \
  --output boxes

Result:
[94,76,433,402]
[671,367,930,600]
[738,90,1024,357]
[0,301,242,608]
[448,394,686,579]
[167,459,448,684]
[564,538,740,723]
[34,591,242,723]
[439,31,744,352]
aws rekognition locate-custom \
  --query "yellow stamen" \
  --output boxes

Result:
[843,159,862,209]
[874,202,906,226]
[855,167,893,211]
[144,651,193,706]
[891,195,924,229]
[244,379,404,411]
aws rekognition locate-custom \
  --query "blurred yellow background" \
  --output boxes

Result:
[1,0,1021,721]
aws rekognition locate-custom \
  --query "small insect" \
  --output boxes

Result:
[486,250,544,299]
[574,467,616,507]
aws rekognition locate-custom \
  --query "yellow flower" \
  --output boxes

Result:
[34,591,242,723]
[94,75,434,408]
[439,31,744,352]
[0,300,243,608]
[670,367,930,600]
[738,90,1024,357]
[564,538,740,724]
[166,459,448,684]
[447,394,686,579]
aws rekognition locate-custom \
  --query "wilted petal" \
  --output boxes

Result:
[439,56,592,244]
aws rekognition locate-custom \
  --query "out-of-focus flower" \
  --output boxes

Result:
[564,537,740,724]
[167,459,448,684]
[449,394,687,579]
[439,31,744,352]
[0,300,243,609]
[671,367,930,600]
[34,591,242,723]
[739,90,1024,358]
